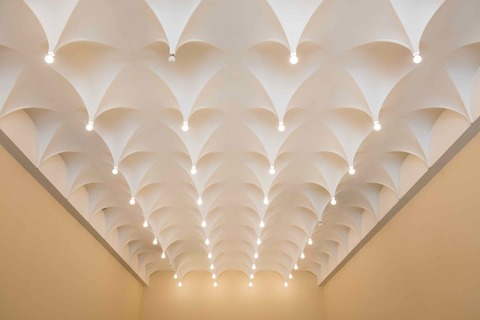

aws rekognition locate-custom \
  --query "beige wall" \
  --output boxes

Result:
[141,271,325,320]
[0,145,143,320]
[323,134,480,320]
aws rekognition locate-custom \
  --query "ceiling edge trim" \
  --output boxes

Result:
[0,129,148,287]
[319,117,480,287]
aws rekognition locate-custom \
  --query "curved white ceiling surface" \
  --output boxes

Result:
[1,0,479,284]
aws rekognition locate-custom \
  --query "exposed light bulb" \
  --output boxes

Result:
[254,252,259,259]
[249,281,253,287]
[259,220,265,228]
[201,220,207,228]
[205,238,210,245]
[413,52,422,64]
[250,273,254,279]
[213,281,218,287]
[252,264,256,270]
[44,52,55,64]
[181,121,189,132]
[153,238,158,245]
[256,238,262,245]
[178,282,182,287]
[278,121,285,132]
[348,165,356,175]
[168,54,176,64]
[143,220,148,228]
[263,197,269,205]
[284,281,289,287]
[308,238,313,246]
[190,166,197,175]
[161,252,166,259]
[173,273,178,279]
[330,197,337,206]
[294,263,298,270]
[197,197,203,206]
[289,52,298,65]
[129,197,136,205]
[112,166,119,175]
[269,165,276,175]
[210,264,215,270]
[289,273,293,279]
[85,121,94,132]
[373,120,381,131]
[212,273,216,279]
[300,252,305,259]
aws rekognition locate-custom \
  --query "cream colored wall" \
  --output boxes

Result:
[0,145,143,320]
[141,271,325,320]
[323,134,480,320]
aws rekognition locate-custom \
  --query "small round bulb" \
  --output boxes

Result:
[289,273,293,279]
[197,197,203,206]
[308,238,313,246]
[252,264,256,270]
[44,52,55,64]
[213,281,218,287]
[201,220,207,228]
[212,273,216,279]
[143,220,148,228]
[254,252,259,259]
[278,121,285,132]
[249,281,253,287]
[263,197,269,205]
[250,273,254,279]
[161,252,166,259]
[168,54,176,64]
[190,166,197,175]
[373,120,381,131]
[178,282,182,287]
[210,264,214,270]
[181,121,189,132]
[413,52,422,64]
[256,238,262,245]
[348,165,356,175]
[269,165,276,175]
[294,263,298,270]
[205,238,210,245]
[289,52,298,65]
[284,281,289,287]
[129,197,136,205]
[153,238,158,245]
[300,252,305,259]
[330,197,337,206]
[173,273,178,279]
[85,121,94,132]
[112,166,119,175]
[259,220,265,228]
[208,252,212,259]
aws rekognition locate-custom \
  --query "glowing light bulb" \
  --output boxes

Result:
[294,263,298,270]
[330,197,337,206]
[201,220,207,228]
[308,238,313,246]
[178,282,182,287]
[250,273,254,279]
[263,197,269,205]
[210,264,214,270]
[269,165,276,175]
[112,166,119,175]
[284,281,289,287]
[212,274,216,279]
[348,166,356,175]
[300,252,305,259]
[181,121,189,132]
[373,120,381,131]
[254,252,259,259]
[129,197,136,205]
[197,197,203,206]
[174,273,178,279]
[205,238,210,245]
[85,121,94,132]
[289,273,293,279]
[153,238,158,245]
[413,52,422,64]
[259,220,265,228]
[278,121,285,132]
[249,281,253,287]
[213,281,218,287]
[168,54,176,64]
[252,264,256,270]
[161,252,166,259]
[256,238,262,245]
[44,52,55,64]
[208,252,213,259]
[290,52,298,65]
[143,220,148,228]
[190,166,197,175]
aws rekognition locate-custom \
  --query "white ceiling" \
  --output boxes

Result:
[1,0,479,285]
